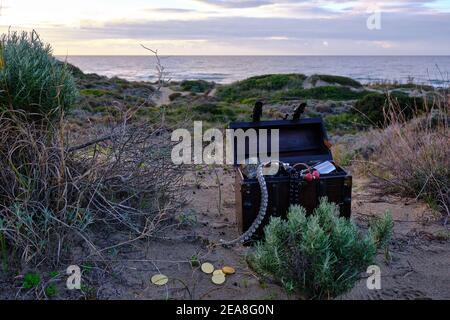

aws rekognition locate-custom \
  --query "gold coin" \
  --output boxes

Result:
[213,269,225,276]
[222,266,235,275]
[201,262,214,274]
[211,274,226,285]
[151,274,168,286]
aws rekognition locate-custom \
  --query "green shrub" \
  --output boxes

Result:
[368,82,434,92]
[324,112,366,134]
[0,31,77,119]
[216,74,306,103]
[230,74,306,91]
[193,102,224,115]
[191,102,238,122]
[45,283,58,297]
[251,199,393,299]
[217,82,367,104]
[180,80,214,93]
[353,92,425,126]
[311,74,362,88]
[80,88,111,97]
[277,86,370,101]
[169,92,182,101]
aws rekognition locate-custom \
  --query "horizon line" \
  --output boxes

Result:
[56,54,450,57]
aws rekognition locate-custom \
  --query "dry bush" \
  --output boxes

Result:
[362,90,449,222]
[0,110,186,264]
[0,31,185,266]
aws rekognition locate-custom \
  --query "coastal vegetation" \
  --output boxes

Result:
[271,85,369,102]
[309,74,363,88]
[362,99,449,217]
[251,199,393,299]
[55,52,450,221]
[216,73,367,104]
[180,79,214,93]
[0,31,77,119]
[0,31,185,269]
[353,92,427,126]
[0,29,448,300]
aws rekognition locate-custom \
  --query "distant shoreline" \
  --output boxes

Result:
[58,55,450,87]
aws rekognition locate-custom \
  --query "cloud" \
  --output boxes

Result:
[2,0,450,54]
[48,10,446,54]
[79,12,450,42]
[194,0,272,8]
[146,8,197,14]
[373,40,395,49]
[193,0,447,12]
[265,36,290,40]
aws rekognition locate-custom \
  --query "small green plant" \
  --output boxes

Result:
[177,209,198,227]
[190,254,200,268]
[45,283,58,297]
[250,199,393,299]
[22,272,41,289]
[369,211,394,250]
[369,212,394,261]
[48,271,59,279]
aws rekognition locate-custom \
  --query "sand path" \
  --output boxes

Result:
[93,168,449,300]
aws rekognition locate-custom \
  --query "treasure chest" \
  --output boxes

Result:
[229,103,352,241]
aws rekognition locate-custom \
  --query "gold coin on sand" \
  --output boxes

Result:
[201,262,214,274]
[151,274,168,286]
[222,266,235,275]
[211,274,226,285]
[213,269,225,276]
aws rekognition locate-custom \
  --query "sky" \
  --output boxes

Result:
[0,0,449,55]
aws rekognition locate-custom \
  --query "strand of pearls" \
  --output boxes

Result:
[220,162,271,246]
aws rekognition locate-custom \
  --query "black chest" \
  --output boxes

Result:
[229,115,352,241]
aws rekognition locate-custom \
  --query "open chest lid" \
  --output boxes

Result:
[228,117,333,166]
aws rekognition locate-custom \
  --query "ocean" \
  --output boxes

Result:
[60,55,450,86]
